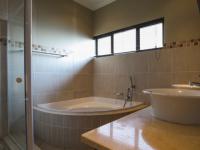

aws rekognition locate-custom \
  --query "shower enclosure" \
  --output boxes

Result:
[0,0,33,149]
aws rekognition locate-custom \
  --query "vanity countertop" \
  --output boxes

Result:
[81,107,200,150]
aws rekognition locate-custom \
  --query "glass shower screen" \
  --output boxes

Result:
[0,0,33,149]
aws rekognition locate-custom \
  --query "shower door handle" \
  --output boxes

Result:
[16,77,23,83]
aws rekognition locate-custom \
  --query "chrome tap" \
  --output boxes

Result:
[189,81,200,87]
[123,76,136,108]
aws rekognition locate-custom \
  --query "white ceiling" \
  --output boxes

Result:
[74,0,116,11]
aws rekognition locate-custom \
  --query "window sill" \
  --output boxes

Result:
[95,47,164,58]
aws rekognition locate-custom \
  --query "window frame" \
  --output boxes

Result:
[96,35,112,56]
[94,18,164,57]
[113,28,137,54]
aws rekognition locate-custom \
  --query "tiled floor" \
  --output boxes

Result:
[38,144,63,150]
[36,140,93,150]
[0,140,8,150]
[35,138,62,150]
[9,116,26,149]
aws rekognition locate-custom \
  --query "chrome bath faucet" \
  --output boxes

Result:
[123,76,136,108]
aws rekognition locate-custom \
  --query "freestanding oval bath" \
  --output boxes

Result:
[34,97,145,150]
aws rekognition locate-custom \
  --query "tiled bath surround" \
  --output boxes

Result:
[93,43,200,103]
[34,101,146,150]
[34,109,126,150]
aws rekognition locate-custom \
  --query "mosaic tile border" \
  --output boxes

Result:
[163,38,200,49]
[0,38,69,56]
[1,38,200,55]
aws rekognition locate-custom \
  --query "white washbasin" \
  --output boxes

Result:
[143,88,200,125]
[172,84,200,90]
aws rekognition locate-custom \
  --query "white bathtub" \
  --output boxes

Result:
[37,97,143,114]
[34,97,145,150]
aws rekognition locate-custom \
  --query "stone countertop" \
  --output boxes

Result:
[81,107,200,150]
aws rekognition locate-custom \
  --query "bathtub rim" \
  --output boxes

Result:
[33,103,147,116]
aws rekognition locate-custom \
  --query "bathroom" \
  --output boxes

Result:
[0,0,200,150]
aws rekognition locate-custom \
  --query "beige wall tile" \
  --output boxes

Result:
[172,72,200,84]
[147,72,172,88]
[93,74,115,98]
[55,91,74,101]
[74,90,93,98]
[134,73,148,92]
[147,49,172,73]
[32,0,94,106]
[114,55,131,75]
[187,46,200,72]
[172,48,190,72]
[128,52,148,73]
[189,72,200,82]
[94,56,116,75]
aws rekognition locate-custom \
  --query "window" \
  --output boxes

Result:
[97,36,111,56]
[140,23,163,50]
[114,29,136,53]
[95,18,164,57]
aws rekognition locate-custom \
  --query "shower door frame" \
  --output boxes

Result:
[0,0,33,149]
[0,19,8,138]
[24,0,34,149]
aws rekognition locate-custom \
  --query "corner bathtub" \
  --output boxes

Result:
[34,97,145,150]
